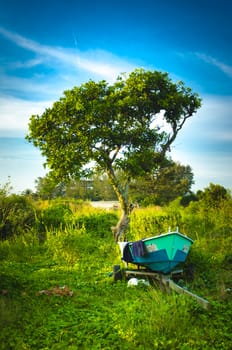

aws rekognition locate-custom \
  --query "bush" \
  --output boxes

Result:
[75,212,118,237]
[39,203,73,231]
[0,194,36,240]
[129,206,182,240]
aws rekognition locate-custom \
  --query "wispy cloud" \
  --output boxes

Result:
[171,94,232,188]
[195,52,232,78]
[0,95,53,136]
[172,149,232,190]
[11,58,45,69]
[0,27,133,80]
[0,27,136,135]
[210,131,232,142]
[172,94,232,144]
[0,70,62,99]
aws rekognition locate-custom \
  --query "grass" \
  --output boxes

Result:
[0,205,232,349]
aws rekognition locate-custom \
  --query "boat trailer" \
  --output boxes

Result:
[114,266,210,310]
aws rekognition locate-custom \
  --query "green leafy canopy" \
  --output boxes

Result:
[26,68,201,184]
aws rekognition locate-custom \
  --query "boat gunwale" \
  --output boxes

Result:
[141,231,194,244]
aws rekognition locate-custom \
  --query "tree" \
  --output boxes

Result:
[129,160,194,206]
[66,175,117,200]
[64,177,94,199]
[35,175,65,199]
[197,183,229,209]
[26,69,201,241]
[91,174,117,201]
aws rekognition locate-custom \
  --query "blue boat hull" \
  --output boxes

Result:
[119,231,193,274]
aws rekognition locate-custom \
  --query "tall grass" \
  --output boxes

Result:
[128,199,232,301]
[0,201,231,349]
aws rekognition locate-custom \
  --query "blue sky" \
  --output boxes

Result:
[0,0,231,193]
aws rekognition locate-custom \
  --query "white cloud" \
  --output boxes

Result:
[0,27,134,81]
[197,95,232,141]
[171,94,232,190]
[171,94,232,145]
[0,27,136,136]
[207,130,232,142]
[0,27,134,134]
[195,52,232,78]
[172,149,232,191]
[0,70,62,98]
[11,58,45,69]
[0,95,53,135]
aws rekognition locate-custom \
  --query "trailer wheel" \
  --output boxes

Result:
[113,265,123,282]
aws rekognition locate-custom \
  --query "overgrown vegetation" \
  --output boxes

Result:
[0,185,231,349]
[26,68,201,240]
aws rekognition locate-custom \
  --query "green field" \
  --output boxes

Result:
[1,200,232,349]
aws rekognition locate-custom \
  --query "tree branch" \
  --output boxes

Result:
[161,113,192,156]
[110,146,121,164]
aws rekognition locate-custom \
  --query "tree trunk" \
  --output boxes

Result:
[111,190,132,242]
[106,167,131,242]
[111,206,130,242]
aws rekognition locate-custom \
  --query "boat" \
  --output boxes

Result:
[118,229,193,274]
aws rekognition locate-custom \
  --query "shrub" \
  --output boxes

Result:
[39,203,73,231]
[75,212,118,237]
[0,194,36,240]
